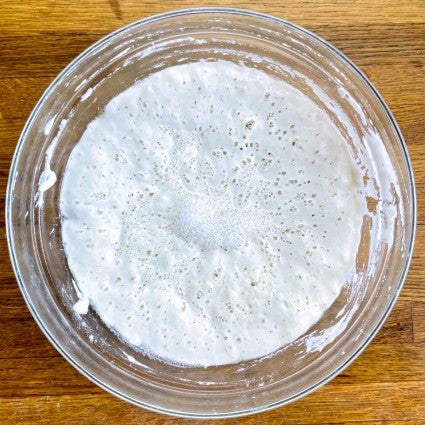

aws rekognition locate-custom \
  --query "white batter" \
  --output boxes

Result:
[60,61,365,366]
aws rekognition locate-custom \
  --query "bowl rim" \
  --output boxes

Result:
[6,6,417,419]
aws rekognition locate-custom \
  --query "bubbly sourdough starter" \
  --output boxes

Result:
[61,60,365,366]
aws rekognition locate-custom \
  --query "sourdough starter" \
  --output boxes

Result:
[60,61,365,366]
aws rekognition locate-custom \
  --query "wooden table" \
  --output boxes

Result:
[1,1,424,424]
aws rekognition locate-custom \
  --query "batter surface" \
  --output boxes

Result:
[60,60,365,366]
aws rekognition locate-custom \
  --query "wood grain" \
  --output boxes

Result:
[0,1,424,423]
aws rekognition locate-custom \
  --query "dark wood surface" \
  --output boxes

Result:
[1,1,424,423]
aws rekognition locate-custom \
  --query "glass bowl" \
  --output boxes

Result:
[6,7,416,418]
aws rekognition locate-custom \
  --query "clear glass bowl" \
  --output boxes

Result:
[6,7,416,418]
